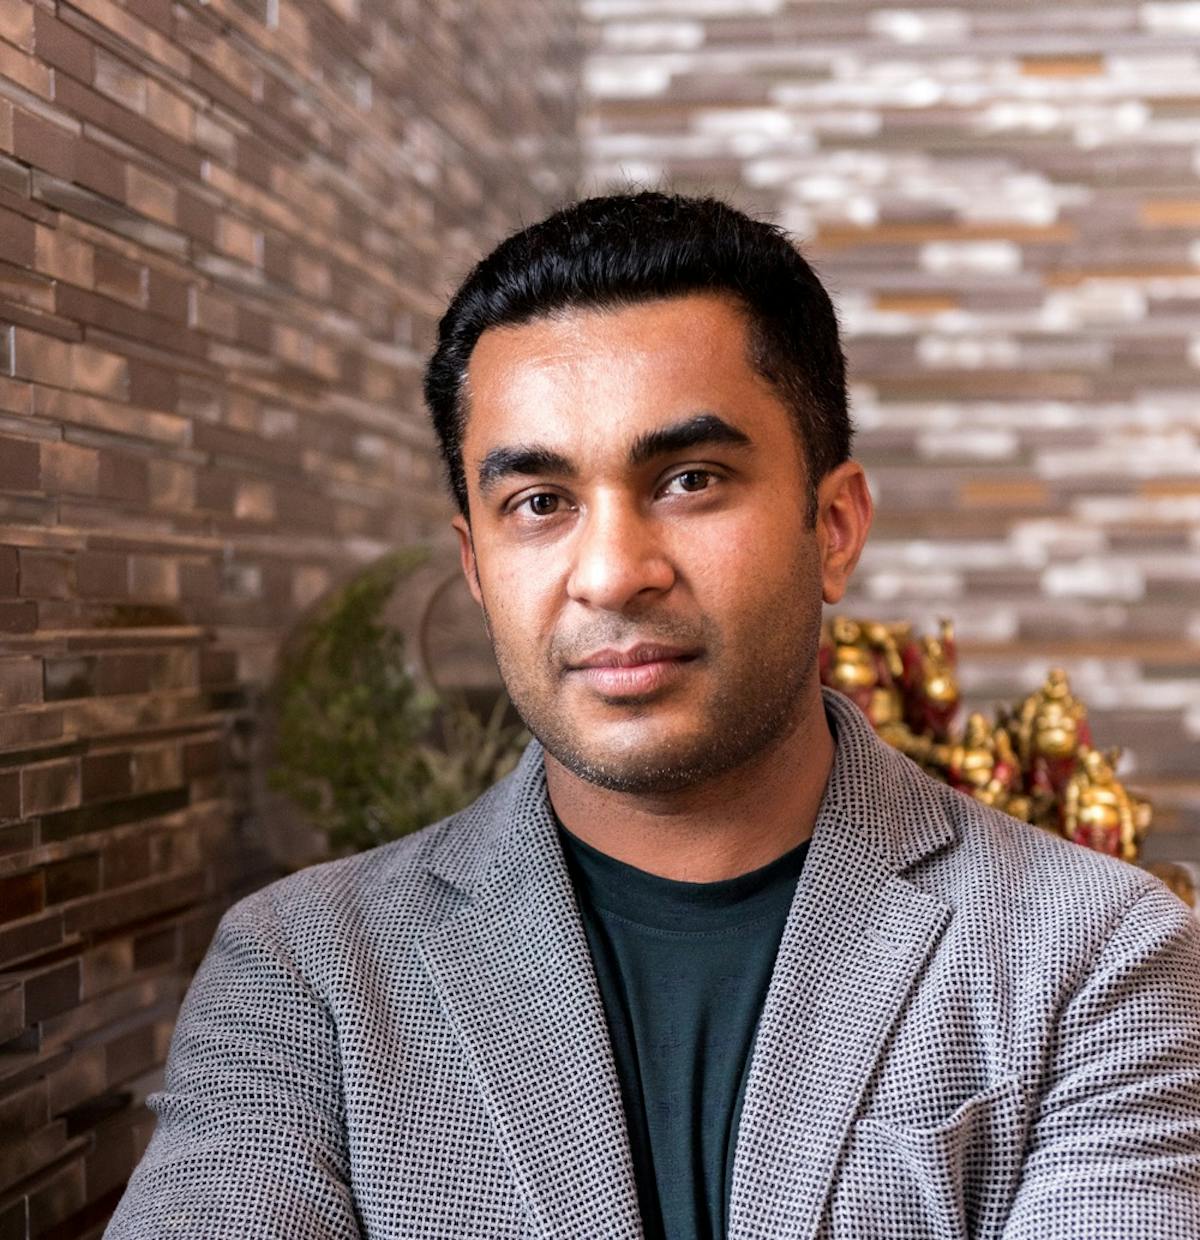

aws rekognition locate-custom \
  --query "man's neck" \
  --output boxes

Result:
[543,698,836,883]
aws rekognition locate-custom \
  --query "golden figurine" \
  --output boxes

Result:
[978,724,1027,818]
[945,712,1000,796]
[861,621,906,683]
[869,681,904,727]
[899,617,959,742]
[988,727,1033,821]
[1132,794,1153,848]
[940,712,1026,819]
[818,618,1160,877]
[820,617,879,718]
[1062,747,1138,862]
[1013,668,1093,800]
[860,623,918,731]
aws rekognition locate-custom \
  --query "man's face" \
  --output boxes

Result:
[453,292,864,794]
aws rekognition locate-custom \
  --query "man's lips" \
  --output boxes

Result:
[565,644,701,697]
[570,643,699,670]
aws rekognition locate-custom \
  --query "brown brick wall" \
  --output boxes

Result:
[0,0,580,1230]
[7,0,1199,1229]
[582,0,1200,866]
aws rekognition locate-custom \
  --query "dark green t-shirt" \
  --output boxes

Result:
[557,820,810,1240]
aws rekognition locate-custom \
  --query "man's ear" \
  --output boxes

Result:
[451,512,484,609]
[817,460,873,606]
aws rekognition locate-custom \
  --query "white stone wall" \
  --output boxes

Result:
[581,0,1200,861]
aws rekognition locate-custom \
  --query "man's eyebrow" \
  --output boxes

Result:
[477,445,577,496]
[627,412,753,467]
[475,412,753,497]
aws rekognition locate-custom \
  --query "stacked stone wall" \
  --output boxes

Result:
[582,0,1200,863]
[0,0,579,1232]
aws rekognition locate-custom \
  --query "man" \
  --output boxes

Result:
[107,193,1200,1239]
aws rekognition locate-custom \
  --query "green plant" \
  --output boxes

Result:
[267,547,528,855]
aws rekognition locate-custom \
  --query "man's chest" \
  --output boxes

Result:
[327,923,1040,1240]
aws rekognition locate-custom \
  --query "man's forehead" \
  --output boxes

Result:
[462,293,762,440]
[466,293,752,384]
[459,296,803,500]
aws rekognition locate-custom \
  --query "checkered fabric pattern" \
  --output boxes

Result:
[105,688,1200,1238]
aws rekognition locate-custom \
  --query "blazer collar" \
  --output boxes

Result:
[418,688,958,1239]
[422,686,958,896]
[417,719,644,1238]
[808,685,958,873]
[726,690,957,1238]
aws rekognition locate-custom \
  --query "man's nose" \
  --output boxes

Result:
[565,495,675,611]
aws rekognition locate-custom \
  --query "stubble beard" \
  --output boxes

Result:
[480,572,826,796]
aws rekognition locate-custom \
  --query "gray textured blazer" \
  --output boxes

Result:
[106,688,1200,1239]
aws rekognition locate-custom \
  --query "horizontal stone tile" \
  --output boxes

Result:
[21,758,81,816]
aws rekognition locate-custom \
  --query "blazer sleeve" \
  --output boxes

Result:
[1003,880,1200,1239]
[104,887,362,1240]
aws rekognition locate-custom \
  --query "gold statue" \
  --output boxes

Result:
[939,712,1027,819]
[861,621,906,682]
[1132,794,1153,844]
[817,619,1163,885]
[1014,668,1093,799]
[900,617,959,741]
[1062,747,1138,862]
[869,683,903,727]
[946,712,999,795]
[823,617,878,714]
[988,728,1033,821]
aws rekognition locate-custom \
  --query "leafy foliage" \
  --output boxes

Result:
[267,547,528,855]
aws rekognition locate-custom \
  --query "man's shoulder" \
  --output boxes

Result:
[919,770,1188,951]
[956,787,1142,891]
[219,765,518,960]
[825,689,1177,934]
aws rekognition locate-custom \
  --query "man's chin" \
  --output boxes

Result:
[536,725,732,796]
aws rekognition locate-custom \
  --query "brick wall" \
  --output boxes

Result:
[5,0,1199,1230]
[582,0,1200,865]
[0,0,580,1230]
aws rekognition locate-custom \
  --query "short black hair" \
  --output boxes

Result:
[423,191,853,524]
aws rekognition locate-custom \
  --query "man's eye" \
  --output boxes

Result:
[664,469,715,495]
[520,493,561,516]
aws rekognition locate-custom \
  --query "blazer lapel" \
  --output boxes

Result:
[418,744,644,1240]
[728,690,956,1240]
[418,690,953,1240]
